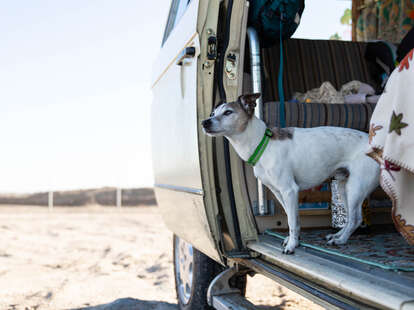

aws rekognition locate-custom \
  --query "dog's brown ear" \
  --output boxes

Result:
[239,93,260,117]
[240,93,261,103]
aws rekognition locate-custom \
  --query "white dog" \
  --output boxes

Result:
[202,93,380,254]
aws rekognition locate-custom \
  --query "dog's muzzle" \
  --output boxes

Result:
[201,118,212,130]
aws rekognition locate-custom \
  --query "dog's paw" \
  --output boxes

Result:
[282,236,289,247]
[326,238,337,246]
[331,236,348,245]
[326,231,345,241]
[327,237,347,246]
[282,239,298,254]
[282,247,295,255]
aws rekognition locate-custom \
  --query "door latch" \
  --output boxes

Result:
[207,35,217,60]
[176,47,196,66]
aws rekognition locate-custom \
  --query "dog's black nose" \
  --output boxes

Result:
[202,119,212,128]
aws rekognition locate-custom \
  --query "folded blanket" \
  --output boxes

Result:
[367,49,414,245]
[293,80,376,104]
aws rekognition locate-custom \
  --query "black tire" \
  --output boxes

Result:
[173,235,246,310]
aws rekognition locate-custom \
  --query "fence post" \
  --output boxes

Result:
[48,191,54,211]
[116,188,122,208]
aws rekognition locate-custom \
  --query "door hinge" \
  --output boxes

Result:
[225,52,238,80]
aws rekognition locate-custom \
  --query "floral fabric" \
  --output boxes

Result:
[357,0,414,43]
[357,0,379,41]
[367,48,414,245]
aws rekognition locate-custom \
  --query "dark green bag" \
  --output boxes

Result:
[248,0,304,128]
[248,0,305,48]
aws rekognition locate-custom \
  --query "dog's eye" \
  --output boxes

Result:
[224,110,233,116]
[210,112,214,117]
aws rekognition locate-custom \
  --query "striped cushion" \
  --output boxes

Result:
[261,39,378,104]
[264,101,376,132]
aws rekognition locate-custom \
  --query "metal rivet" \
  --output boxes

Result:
[203,61,211,69]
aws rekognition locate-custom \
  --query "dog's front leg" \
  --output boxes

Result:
[279,186,300,254]
[268,189,290,248]
[267,183,299,254]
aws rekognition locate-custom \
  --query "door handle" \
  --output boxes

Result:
[176,47,196,66]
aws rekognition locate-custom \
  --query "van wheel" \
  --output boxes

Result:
[173,235,246,310]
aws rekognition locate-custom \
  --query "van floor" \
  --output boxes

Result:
[247,230,414,308]
[265,225,414,272]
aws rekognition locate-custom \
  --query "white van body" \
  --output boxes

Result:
[151,1,414,309]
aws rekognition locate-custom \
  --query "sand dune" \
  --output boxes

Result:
[0,206,322,310]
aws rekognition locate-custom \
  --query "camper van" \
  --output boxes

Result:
[151,1,414,309]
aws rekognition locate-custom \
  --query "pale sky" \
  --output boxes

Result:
[0,0,350,193]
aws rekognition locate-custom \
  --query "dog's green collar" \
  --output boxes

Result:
[247,128,273,166]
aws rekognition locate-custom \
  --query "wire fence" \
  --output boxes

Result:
[47,188,123,210]
[0,188,156,209]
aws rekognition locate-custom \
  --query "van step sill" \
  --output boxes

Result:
[211,294,257,310]
[247,235,414,310]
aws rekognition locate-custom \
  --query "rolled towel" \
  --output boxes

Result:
[358,82,376,95]
[366,95,380,104]
[344,93,367,104]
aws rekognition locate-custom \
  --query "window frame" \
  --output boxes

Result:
[161,0,192,46]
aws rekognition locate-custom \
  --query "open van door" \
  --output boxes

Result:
[151,0,222,261]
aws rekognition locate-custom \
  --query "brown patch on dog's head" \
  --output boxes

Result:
[201,93,262,137]
[269,127,294,140]
[239,93,260,118]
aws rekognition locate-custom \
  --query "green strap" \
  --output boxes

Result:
[278,6,286,128]
[247,129,273,166]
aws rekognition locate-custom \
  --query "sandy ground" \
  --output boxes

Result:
[0,206,323,310]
